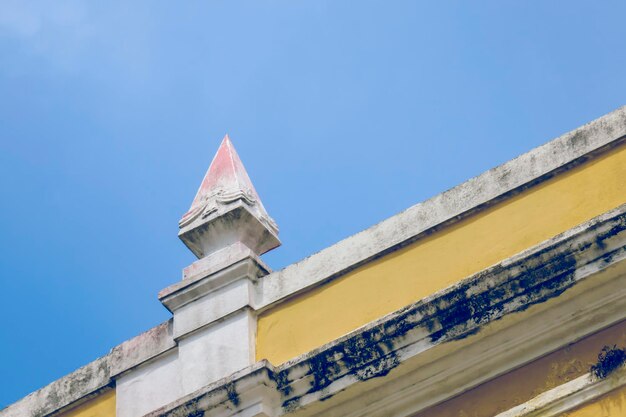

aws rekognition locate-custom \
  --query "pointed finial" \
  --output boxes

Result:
[178,135,280,259]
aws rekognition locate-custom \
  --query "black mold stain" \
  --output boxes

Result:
[354,355,400,381]
[427,248,578,343]
[185,399,204,417]
[224,382,240,407]
[309,326,400,387]
[590,345,626,379]
[279,327,401,410]
[282,397,301,413]
[272,369,292,397]
[569,130,590,149]
[187,409,205,417]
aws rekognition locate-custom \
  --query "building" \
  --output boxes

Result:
[3,107,626,417]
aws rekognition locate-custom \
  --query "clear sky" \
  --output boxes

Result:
[1,0,625,408]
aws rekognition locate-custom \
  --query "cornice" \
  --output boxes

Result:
[147,204,626,417]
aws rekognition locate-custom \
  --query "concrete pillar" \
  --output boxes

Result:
[116,135,281,417]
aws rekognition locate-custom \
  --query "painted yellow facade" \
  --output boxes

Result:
[58,390,115,417]
[257,143,626,364]
[412,319,626,417]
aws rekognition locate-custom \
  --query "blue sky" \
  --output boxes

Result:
[1,1,625,407]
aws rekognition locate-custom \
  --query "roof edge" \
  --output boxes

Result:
[257,105,626,308]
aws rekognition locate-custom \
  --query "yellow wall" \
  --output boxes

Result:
[257,143,626,364]
[562,384,626,417]
[58,390,115,417]
[412,319,626,417]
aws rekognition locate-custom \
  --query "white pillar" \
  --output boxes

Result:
[116,135,281,417]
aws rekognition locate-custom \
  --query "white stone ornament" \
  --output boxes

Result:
[178,135,280,259]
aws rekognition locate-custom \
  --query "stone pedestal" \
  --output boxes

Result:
[159,242,270,392]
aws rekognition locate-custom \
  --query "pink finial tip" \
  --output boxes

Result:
[185,134,261,214]
[178,134,280,258]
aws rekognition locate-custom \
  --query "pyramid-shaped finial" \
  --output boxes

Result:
[179,135,280,259]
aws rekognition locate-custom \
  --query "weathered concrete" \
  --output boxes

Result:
[172,278,254,340]
[178,309,257,395]
[0,356,112,417]
[109,320,176,376]
[116,350,182,417]
[0,321,174,417]
[159,243,268,317]
[180,242,270,283]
